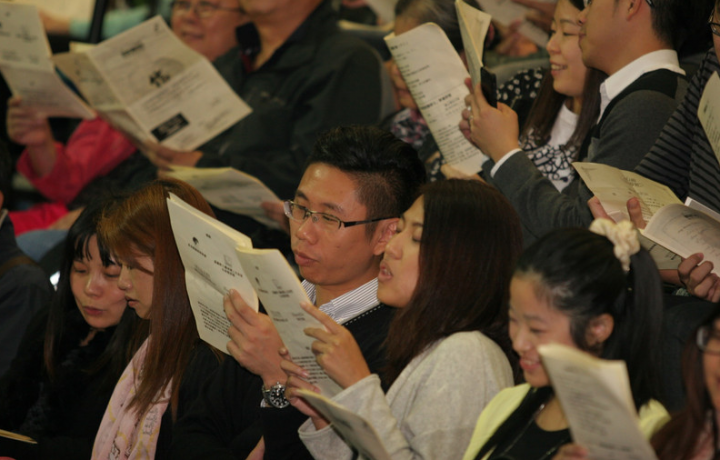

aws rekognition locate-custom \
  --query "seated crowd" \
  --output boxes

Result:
[2,0,720,459]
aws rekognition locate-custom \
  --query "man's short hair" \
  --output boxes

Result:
[646,0,713,48]
[307,125,427,235]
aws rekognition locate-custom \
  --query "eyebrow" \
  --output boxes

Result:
[294,189,347,215]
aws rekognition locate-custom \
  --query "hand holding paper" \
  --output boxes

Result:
[141,141,202,170]
[300,302,372,389]
[224,289,287,387]
[280,348,329,428]
[678,254,720,302]
[462,78,520,163]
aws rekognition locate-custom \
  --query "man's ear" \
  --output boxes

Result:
[625,0,643,20]
[587,313,614,347]
[372,218,398,256]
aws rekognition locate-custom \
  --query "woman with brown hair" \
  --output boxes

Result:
[91,178,223,460]
[652,306,720,460]
[282,179,522,460]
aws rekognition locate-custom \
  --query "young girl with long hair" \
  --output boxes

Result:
[0,197,144,459]
[283,179,523,459]
[91,179,223,459]
[463,219,669,460]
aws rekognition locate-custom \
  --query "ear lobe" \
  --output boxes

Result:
[372,218,398,256]
[626,0,642,19]
[587,313,614,347]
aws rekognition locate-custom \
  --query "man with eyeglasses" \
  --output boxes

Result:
[170,125,426,460]
[142,0,389,243]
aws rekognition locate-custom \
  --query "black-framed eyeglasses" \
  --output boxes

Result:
[709,12,720,38]
[170,0,244,18]
[283,200,393,232]
[697,325,720,355]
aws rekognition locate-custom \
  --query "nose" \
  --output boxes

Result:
[384,231,402,259]
[510,323,532,355]
[577,7,587,25]
[84,271,102,297]
[293,217,318,245]
[117,266,131,291]
[546,31,559,54]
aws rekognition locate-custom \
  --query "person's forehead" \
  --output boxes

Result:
[296,164,363,214]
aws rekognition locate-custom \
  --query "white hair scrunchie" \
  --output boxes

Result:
[589,218,641,272]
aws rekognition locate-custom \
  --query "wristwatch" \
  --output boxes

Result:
[262,382,290,409]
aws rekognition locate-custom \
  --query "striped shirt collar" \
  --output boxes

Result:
[302,278,380,325]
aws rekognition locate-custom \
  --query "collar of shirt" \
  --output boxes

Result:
[599,49,684,118]
[302,278,380,325]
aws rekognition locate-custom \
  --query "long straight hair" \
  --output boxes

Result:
[383,180,523,385]
[653,307,720,460]
[43,195,145,390]
[99,178,223,420]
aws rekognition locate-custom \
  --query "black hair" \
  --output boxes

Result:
[475,226,663,459]
[647,0,714,49]
[306,125,426,236]
[44,194,146,390]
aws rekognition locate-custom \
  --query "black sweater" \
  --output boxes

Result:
[169,303,395,460]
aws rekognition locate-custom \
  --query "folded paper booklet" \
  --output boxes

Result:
[296,389,392,460]
[698,71,720,165]
[455,0,492,88]
[573,162,695,270]
[53,16,252,151]
[538,343,658,460]
[0,2,94,118]
[0,428,37,444]
[474,0,549,47]
[166,166,281,230]
[167,195,342,396]
[384,23,487,175]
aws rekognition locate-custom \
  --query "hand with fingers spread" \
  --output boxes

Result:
[140,141,203,170]
[678,254,720,302]
[587,196,613,221]
[299,301,372,389]
[224,289,287,387]
[460,78,521,163]
[280,348,330,428]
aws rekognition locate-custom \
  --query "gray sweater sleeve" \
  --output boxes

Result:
[299,332,513,460]
[486,88,682,244]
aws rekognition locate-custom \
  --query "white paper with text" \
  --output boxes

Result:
[53,16,252,150]
[0,2,94,118]
[167,166,282,230]
[456,0,492,87]
[167,194,258,352]
[385,23,486,174]
[539,344,658,460]
[297,389,392,460]
[235,248,342,396]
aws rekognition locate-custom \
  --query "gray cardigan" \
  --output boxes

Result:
[298,331,513,460]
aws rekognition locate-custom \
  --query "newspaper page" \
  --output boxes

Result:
[539,344,659,460]
[475,0,550,47]
[235,248,343,397]
[385,23,487,175]
[456,0,492,87]
[644,203,720,275]
[53,16,252,150]
[167,194,258,352]
[698,71,720,165]
[0,2,94,118]
[166,166,282,230]
[296,389,393,460]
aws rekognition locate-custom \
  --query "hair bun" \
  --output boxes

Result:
[589,218,640,272]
